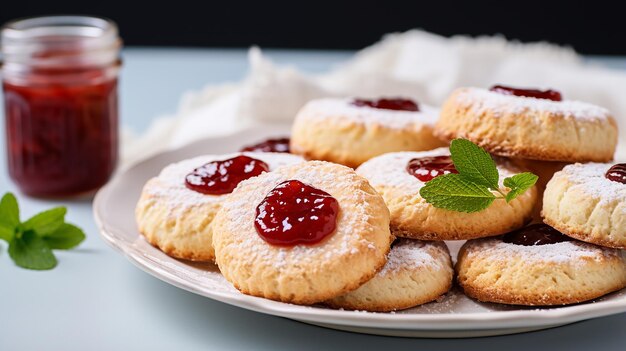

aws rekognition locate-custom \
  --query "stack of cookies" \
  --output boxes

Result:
[136,87,626,311]
[436,86,626,306]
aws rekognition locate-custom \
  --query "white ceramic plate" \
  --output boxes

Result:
[94,125,626,338]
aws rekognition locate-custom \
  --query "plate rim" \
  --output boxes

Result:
[93,126,626,332]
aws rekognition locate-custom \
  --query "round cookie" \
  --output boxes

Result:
[356,148,537,240]
[435,87,617,162]
[456,225,626,306]
[135,152,304,261]
[326,238,453,312]
[543,162,626,249]
[290,97,446,168]
[212,161,393,304]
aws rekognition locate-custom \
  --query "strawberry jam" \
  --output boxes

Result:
[4,77,119,197]
[406,155,458,182]
[605,164,626,184]
[352,98,419,111]
[503,224,572,246]
[490,85,563,101]
[2,16,121,197]
[255,180,340,246]
[185,155,269,195]
[240,137,291,153]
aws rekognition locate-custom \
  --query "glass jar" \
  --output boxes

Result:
[1,16,121,197]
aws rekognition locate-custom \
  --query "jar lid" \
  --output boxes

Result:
[1,15,121,69]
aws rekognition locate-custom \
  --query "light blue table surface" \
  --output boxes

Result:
[1,48,625,351]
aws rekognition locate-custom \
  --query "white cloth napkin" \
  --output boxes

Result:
[122,30,626,167]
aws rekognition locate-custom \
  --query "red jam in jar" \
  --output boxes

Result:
[406,155,458,182]
[352,98,419,111]
[255,180,340,246]
[2,16,121,197]
[489,85,563,101]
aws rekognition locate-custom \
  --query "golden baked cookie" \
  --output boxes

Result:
[543,162,626,249]
[435,87,617,162]
[326,238,453,312]
[212,161,393,304]
[135,152,304,261]
[356,149,537,240]
[290,97,446,168]
[456,224,626,306]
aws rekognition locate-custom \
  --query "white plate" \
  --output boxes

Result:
[93,124,626,338]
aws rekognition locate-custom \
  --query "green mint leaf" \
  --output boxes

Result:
[8,231,57,270]
[0,193,20,240]
[23,207,67,236]
[43,223,86,250]
[504,172,539,202]
[419,173,496,213]
[449,139,500,189]
[0,226,13,242]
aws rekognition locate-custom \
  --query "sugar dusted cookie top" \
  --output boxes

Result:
[212,161,393,305]
[452,87,611,121]
[299,98,439,130]
[145,152,304,213]
[457,233,626,306]
[326,239,453,312]
[357,148,518,196]
[462,237,622,266]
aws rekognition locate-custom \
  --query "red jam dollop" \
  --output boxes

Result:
[240,137,291,153]
[502,224,572,246]
[185,155,269,195]
[490,85,562,101]
[352,98,419,111]
[605,163,626,184]
[406,155,458,182]
[254,180,340,246]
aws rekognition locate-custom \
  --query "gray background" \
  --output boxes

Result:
[1,48,625,350]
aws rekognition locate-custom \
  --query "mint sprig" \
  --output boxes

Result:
[503,172,539,203]
[419,139,538,213]
[449,138,500,190]
[419,174,496,212]
[0,193,86,270]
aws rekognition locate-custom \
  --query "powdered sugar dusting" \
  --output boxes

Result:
[356,148,517,195]
[297,98,439,130]
[218,161,386,271]
[465,237,623,265]
[558,162,626,207]
[378,239,450,276]
[454,87,611,121]
[144,152,304,212]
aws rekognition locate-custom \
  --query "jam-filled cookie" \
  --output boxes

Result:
[456,224,626,306]
[290,97,446,167]
[212,161,393,304]
[543,162,626,249]
[356,148,537,240]
[435,86,617,162]
[135,152,304,261]
[326,238,453,312]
